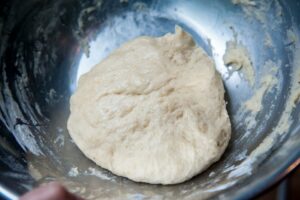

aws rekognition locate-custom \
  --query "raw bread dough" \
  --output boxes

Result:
[67,27,231,184]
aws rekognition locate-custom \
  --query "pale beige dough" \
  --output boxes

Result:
[67,27,231,184]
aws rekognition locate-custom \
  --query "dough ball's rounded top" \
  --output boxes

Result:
[68,26,231,184]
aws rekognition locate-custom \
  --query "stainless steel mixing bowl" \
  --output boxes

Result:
[0,0,300,199]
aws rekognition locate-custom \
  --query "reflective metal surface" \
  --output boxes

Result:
[0,0,300,199]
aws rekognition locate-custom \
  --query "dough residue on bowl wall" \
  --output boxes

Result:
[264,32,274,48]
[231,0,256,6]
[274,46,300,135]
[243,60,279,113]
[287,29,298,45]
[220,0,300,185]
[232,0,283,28]
[244,74,277,113]
[223,40,255,85]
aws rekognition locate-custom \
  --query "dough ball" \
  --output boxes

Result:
[67,27,231,184]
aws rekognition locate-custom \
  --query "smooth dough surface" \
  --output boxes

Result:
[68,27,231,184]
